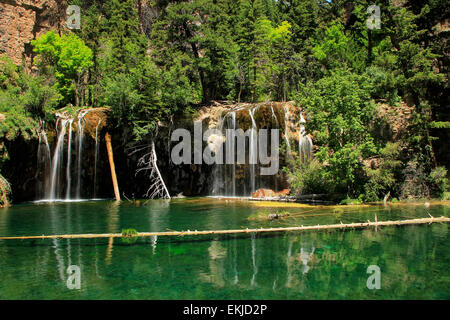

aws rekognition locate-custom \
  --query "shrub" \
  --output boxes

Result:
[284,158,330,196]
[362,142,402,202]
[400,162,430,199]
[428,167,448,199]
[121,228,138,244]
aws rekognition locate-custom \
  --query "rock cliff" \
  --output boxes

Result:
[0,0,67,67]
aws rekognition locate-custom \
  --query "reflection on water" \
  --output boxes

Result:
[0,199,448,299]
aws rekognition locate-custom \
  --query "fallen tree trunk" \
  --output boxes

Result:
[0,216,448,240]
[105,132,120,201]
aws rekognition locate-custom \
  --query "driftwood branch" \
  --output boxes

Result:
[0,217,448,240]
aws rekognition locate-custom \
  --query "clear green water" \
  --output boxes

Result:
[0,198,449,299]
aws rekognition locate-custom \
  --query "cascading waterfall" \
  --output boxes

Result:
[298,113,313,162]
[270,103,279,191]
[215,115,226,195]
[37,109,99,202]
[207,102,311,197]
[230,111,236,197]
[49,119,68,200]
[65,119,74,199]
[248,107,258,194]
[76,111,88,199]
[270,102,278,127]
[37,122,52,199]
[93,118,102,199]
[283,105,292,153]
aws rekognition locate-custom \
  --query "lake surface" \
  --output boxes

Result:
[0,198,449,299]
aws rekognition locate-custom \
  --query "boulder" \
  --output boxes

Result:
[252,188,277,198]
[252,188,291,198]
[277,189,291,197]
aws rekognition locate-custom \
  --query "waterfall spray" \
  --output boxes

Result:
[248,107,258,193]
[231,112,236,197]
[298,113,312,162]
[283,105,292,154]
[37,120,52,199]
[76,110,88,199]
[93,118,102,198]
[65,119,74,199]
[49,119,68,200]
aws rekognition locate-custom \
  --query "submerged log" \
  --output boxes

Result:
[0,216,448,240]
[105,132,120,201]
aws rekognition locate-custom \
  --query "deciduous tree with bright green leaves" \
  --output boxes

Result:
[32,31,93,107]
[298,69,377,196]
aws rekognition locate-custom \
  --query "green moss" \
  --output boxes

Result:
[121,228,138,244]
[340,198,363,205]
[248,211,270,221]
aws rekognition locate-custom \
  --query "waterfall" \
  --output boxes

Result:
[49,119,68,200]
[93,118,102,198]
[270,102,278,127]
[283,105,292,153]
[76,111,88,199]
[37,122,52,199]
[230,112,236,197]
[298,113,313,162]
[65,119,74,199]
[37,109,95,202]
[201,102,313,197]
[270,103,279,191]
[212,115,226,196]
[248,107,258,194]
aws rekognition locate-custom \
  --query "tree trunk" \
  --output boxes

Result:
[105,133,120,201]
[252,65,257,102]
[182,20,207,102]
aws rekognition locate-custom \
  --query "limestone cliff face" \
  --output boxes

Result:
[0,0,67,67]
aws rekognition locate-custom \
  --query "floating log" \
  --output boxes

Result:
[105,132,120,201]
[0,217,448,241]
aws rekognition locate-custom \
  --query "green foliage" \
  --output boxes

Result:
[363,142,403,202]
[430,122,450,129]
[284,158,330,196]
[298,69,376,195]
[365,65,400,105]
[339,198,363,205]
[428,167,448,199]
[400,161,432,199]
[0,55,60,140]
[32,31,93,106]
[312,23,366,72]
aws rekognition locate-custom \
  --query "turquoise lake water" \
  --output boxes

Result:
[0,198,449,299]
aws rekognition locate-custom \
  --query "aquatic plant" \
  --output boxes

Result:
[121,228,139,245]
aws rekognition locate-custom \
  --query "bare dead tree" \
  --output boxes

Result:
[133,141,171,199]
